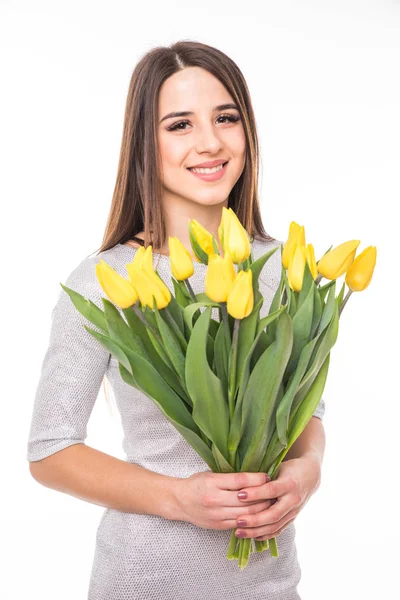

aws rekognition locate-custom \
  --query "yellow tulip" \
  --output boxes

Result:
[126,263,171,309]
[287,244,307,292]
[345,246,377,291]
[205,251,236,302]
[282,221,306,269]
[168,237,194,280]
[305,243,318,280]
[218,206,230,250]
[96,260,138,308]
[317,240,360,280]
[189,219,216,260]
[227,269,254,319]
[220,208,251,264]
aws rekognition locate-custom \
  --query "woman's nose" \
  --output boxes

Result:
[195,125,224,154]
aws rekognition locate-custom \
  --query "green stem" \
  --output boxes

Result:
[220,302,232,345]
[226,529,238,560]
[228,319,240,421]
[269,537,279,557]
[163,306,188,351]
[339,289,353,317]
[131,304,163,347]
[184,278,197,302]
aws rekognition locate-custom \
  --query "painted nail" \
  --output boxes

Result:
[237,492,248,500]
[237,520,247,527]
[265,473,271,482]
[236,531,245,538]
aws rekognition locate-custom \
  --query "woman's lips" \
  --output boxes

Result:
[187,161,228,182]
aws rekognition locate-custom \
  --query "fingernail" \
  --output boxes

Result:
[265,473,271,482]
[236,531,245,538]
[237,492,248,500]
[237,520,247,527]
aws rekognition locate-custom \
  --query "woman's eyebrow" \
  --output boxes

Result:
[159,103,239,123]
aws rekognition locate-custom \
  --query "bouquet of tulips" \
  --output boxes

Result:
[61,208,377,569]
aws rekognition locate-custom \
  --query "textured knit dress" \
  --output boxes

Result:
[26,237,325,600]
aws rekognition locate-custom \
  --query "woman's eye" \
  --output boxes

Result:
[167,114,241,132]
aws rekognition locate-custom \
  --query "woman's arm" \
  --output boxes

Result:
[29,443,181,521]
[283,416,326,467]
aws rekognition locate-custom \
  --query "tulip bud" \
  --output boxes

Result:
[282,221,306,270]
[96,260,138,308]
[205,251,236,302]
[287,244,307,292]
[317,240,360,280]
[169,237,194,280]
[128,244,153,273]
[221,208,251,264]
[345,245,377,291]
[227,269,254,319]
[188,219,216,263]
[218,206,230,250]
[305,243,318,280]
[126,263,171,310]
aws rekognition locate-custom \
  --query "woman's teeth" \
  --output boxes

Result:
[189,163,226,174]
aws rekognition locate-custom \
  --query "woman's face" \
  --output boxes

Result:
[157,67,246,208]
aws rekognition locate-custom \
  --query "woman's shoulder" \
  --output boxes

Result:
[61,244,129,304]
[251,236,284,289]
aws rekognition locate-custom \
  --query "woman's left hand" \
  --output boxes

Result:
[235,453,322,541]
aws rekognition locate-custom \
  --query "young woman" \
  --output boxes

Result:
[27,40,326,600]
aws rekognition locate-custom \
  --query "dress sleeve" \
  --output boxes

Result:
[26,255,111,462]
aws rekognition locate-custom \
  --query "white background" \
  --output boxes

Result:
[1,1,398,598]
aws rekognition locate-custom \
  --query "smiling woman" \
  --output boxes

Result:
[26,39,326,600]
[95,40,275,257]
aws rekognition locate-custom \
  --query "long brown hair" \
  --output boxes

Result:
[93,39,276,258]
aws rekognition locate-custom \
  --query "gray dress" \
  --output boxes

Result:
[26,238,325,600]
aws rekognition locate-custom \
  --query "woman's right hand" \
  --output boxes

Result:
[172,470,274,530]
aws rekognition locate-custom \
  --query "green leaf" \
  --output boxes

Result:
[336,281,346,308]
[234,297,264,397]
[84,326,135,377]
[266,268,285,340]
[297,260,314,310]
[249,244,280,283]
[214,319,229,392]
[262,353,331,475]
[275,327,324,446]
[153,301,186,382]
[142,307,174,369]
[183,301,220,332]
[285,281,315,377]
[122,306,190,406]
[317,281,337,336]
[295,300,338,403]
[172,278,192,308]
[228,311,284,460]
[318,280,335,303]
[185,307,230,461]
[212,443,236,473]
[60,283,108,333]
[310,283,323,339]
[117,339,218,470]
[239,310,293,472]
[286,353,330,451]
[165,289,185,336]
[102,299,149,361]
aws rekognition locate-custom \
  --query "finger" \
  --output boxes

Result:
[217,471,268,491]
[254,517,296,541]
[236,496,295,531]
[236,508,299,539]
[236,476,294,502]
[204,501,272,530]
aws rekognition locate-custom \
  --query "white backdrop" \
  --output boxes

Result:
[1,1,398,598]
